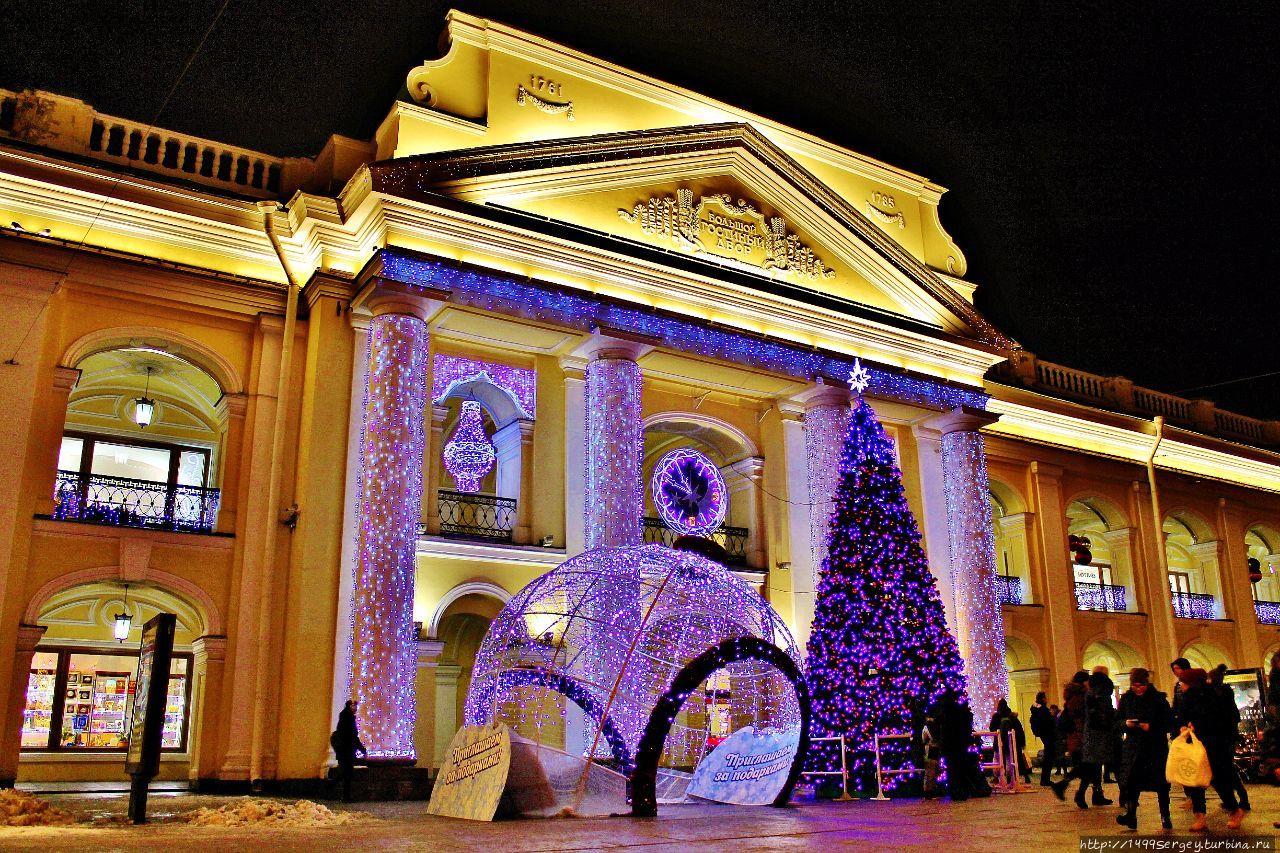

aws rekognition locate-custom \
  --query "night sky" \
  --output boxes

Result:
[3,3,1276,418]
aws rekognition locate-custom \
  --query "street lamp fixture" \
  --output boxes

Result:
[113,584,133,642]
[133,366,155,428]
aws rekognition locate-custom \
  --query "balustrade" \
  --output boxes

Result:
[641,517,749,566]
[51,470,219,533]
[1255,600,1280,625]
[1074,581,1127,613]
[995,575,1023,606]
[437,490,516,543]
[1170,591,1216,620]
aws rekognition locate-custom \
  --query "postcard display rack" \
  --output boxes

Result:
[21,669,56,748]
[161,674,186,748]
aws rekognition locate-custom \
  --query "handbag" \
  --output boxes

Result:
[1166,725,1212,788]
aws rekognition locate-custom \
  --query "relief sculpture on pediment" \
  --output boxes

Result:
[618,188,835,281]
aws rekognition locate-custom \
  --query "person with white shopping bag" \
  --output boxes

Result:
[1169,667,1245,832]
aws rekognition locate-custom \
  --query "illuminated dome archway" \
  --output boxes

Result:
[464,544,808,816]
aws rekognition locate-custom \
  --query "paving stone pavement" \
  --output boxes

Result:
[2,782,1278,851]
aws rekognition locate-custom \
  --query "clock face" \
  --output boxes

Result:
[651,448,728,536]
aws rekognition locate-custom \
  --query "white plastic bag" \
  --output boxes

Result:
[1166,725,1212,788]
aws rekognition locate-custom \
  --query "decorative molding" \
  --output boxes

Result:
[865,201,905,230]
[426,581,513,638]
[515,85,575,121]
[618,187,835,282]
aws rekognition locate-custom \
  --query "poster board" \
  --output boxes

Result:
[686,725,801,805]
[125,613,175,778]
[427,723,512,821]
[1223,668,1266,739]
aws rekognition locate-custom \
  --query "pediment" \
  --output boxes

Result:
[370,123,1013,349]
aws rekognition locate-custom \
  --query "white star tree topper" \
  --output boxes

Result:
[848,359,871,396]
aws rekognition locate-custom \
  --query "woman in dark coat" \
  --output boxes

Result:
[1053,671,1112,807]
[1174,668,1245,831]
[1114,668,1171,831]
[990,698,1031,783]
[934,690,990,801]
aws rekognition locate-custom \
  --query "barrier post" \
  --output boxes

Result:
[836,736,853,801]
[871,733,889,801]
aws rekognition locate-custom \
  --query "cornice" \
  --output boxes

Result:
[435,10,936,195]
[355,195,1003,385]
[368,123,1012,350]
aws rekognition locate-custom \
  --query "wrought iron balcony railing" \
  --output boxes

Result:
[1074,582,1127,613]
[437,490,516,543]
[1255,600,1280,625]
[641,517,749,566]
[52,470,219,533]
[995,575,1024,606]
[1171,591,1216,620]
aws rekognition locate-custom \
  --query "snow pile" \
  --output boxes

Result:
[184,798,370,827]
[0,789,75,826]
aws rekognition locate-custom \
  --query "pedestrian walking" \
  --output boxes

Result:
[1030,691,1057,786]
[331,699,367,802]
[1207,664,1251,811]
[1173,667,1246,831]
[1113,668,1172,831]
[1053,671,1112,807]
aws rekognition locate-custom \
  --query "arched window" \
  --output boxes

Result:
[1164,512,1223,620]
[1247,526,1280,624]
[1066,497,1133,613]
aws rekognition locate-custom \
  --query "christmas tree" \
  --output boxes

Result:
[805,388,968,792]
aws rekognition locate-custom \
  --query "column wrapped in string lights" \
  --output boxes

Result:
[349,307,430,761]
[803,388,851,585]
[934,407,1007,726]
[584,352,644,549]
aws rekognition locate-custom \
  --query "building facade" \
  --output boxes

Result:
[0,11,1277,787]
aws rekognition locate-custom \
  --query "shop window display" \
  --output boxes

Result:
[19,649,190,752]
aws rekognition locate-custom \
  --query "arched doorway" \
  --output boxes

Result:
[1003,635,1046,725]
[1082,638,1145,693]
[1182,640,1232,672]
[429,591,504,768]
[642,413,761,570]
[1164,511,1224,620]
[1065,497,1133,613]
[18,581,212,783]
[56,344,228,534]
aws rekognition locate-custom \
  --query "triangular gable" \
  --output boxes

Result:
[370,123,1015,350]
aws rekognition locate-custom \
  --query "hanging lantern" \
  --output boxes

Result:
[113,584,133,642]
[442,401,495,493]
[132,366,155,428]
[1249,557,1263,584]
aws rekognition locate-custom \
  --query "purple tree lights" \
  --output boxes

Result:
[442,401,496,492]
[805,397,968,792]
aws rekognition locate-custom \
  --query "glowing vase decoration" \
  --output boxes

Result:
[349,312,429,761]
[442,401,496,492]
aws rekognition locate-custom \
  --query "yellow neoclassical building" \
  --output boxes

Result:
[0,11,1278,789]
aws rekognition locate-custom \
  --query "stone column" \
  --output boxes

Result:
[190,635,227,785]
[778,404,817,649]
[348,292,432,762]
[415,640,444,768]
[433,664,461,769]
[579,335,649,549]
[1028,463,1079,697]
[493,419,535,545]
[799,384,851,583]
[1218,498,1261,666]
[926,406,1007,725]
[0,624,45,787]
[422,404,448,536]
[561,360,587,557]
[213,393,247,533]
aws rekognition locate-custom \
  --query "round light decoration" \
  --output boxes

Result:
[651,448,728,536]
[442,400,495,493]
